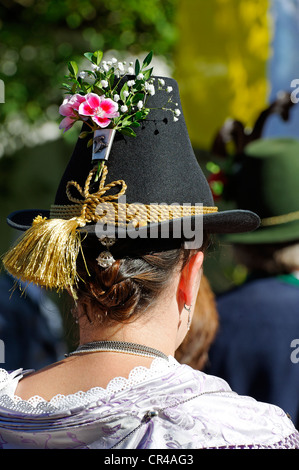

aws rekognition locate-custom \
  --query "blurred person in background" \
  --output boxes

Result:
[206,94,299,429]
[0,271,66,370]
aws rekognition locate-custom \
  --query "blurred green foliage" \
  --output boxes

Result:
[0,0,178,128]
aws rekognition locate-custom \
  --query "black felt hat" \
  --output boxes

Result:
[7,76,259,236]
[3,60,259,294]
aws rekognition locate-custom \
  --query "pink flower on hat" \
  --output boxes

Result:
[78,93,119,128]
[59,94,86,132]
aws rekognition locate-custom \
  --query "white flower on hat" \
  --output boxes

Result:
[147,84,155,96]
[101,61,109,72]
[120,105,128,112]
[123,90,129,98]
[127,80,135,87]
[137,100,143,109]
[166,86,173,93]
[101,80,109,88]
[137,73,144,80]
[113,94,120,102]
[91,63,100,72]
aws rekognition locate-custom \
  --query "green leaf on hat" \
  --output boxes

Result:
[84,51,103,65]
[135,59,140,76]
[142,51,153,67]
[120,127,137,137]
[120,82,129,102]
[79,131,91,139]
[67,61,78,77]
[84,52,94,62]
[93,50,103,65]
[143,67,153,80]
[71,82,77,94]
[132,93,144,104]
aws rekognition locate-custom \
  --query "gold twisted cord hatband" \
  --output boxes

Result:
[50,163,218,227]
[261,210,299,227]
[51,201,218,227]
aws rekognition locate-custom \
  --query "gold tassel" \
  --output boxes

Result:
[2,215,85,298]
[2,165,126,298]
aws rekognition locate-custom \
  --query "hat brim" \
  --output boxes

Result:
[6,208,260,238]
[222,218,299,244]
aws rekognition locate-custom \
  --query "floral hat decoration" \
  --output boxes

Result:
[3,50,260,297]
[59,50,180,180]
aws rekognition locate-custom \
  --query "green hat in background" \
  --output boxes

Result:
[210,92,299,244]
[227,137,299,243]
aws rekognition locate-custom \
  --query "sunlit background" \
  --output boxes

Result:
[1,0,299,296]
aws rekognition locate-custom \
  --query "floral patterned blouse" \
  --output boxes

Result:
[0,356,298,449]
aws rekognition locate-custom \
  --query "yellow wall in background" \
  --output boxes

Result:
[174,0,272,149]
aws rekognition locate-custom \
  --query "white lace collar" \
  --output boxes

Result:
[0,356,177,415]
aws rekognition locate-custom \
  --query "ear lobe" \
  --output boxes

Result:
[178,251,204,309]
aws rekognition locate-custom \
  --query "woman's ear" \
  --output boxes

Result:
[177,251,204,310]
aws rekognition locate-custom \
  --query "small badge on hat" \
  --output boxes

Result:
[92,128,116,161]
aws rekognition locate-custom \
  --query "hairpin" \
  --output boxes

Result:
[96,236,116,268]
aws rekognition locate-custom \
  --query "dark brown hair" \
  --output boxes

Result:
[74,235,210,325]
